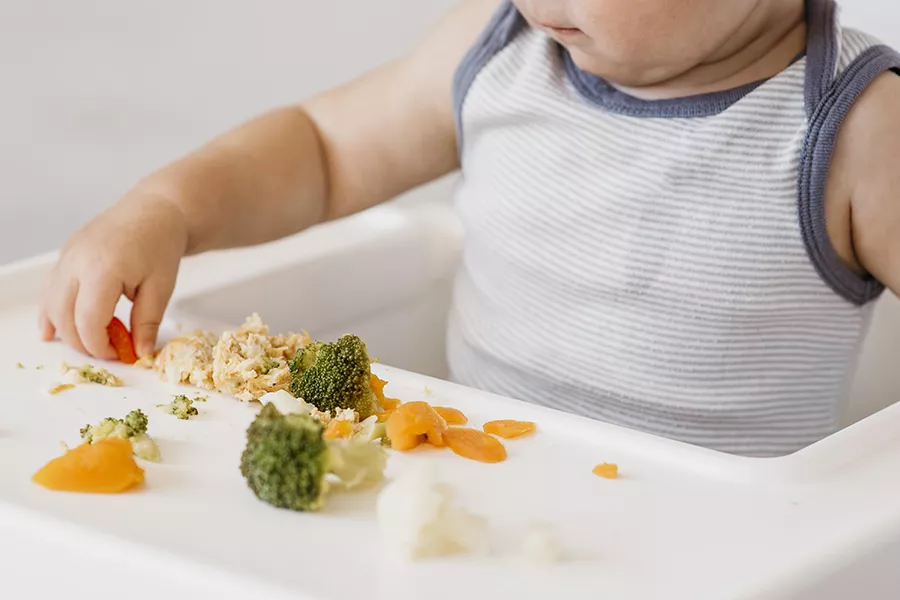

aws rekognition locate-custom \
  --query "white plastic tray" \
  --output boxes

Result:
[2,202,900,600]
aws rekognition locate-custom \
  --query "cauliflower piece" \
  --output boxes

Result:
[211,314,308,402]
[259,390,315,415]
[520,522,562,564]
[377,461,489,560]
[153,330,218,390]
[61,363,123,387]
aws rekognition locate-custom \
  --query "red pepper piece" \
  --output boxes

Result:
[107,317,137,364]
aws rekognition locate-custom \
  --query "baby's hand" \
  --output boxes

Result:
[40,194,189,360]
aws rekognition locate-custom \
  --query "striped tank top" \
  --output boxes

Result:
[445,0,900,457]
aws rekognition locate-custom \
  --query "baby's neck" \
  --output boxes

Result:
[617,0,807,101]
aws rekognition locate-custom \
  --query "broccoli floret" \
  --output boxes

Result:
[288,335,379,420]
[80,409,160,462]
[240,404,386,511]
[124,409,149,434]
[159,395,199,420]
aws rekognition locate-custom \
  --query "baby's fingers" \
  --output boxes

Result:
[39,311,56,342]
[131,274,176,358]
[45,279,89,356]
[74,277,122,360]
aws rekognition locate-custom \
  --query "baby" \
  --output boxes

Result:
[40,0,900,457]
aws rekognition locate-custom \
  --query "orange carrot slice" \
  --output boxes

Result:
[32,438,144,493]
[433,406,468,426]
[483,420,537,439]
[381,397,401,411]
[107,317,137,364]
[323,419,354,440]
[444,428,508,463]
[386,401,447,451]
[592,463,619,479]
[370,374,387,405]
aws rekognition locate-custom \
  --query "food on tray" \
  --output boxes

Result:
[151,329,217,388]
[288,334,379,420]
[159,394,199,420]
[385,401,448,451]
[32,438,145,494]
[259,389,313,415]
[16,362,24,369]
[148,314,308,402]
[213,314,308,401]
[240,404,387,511]
[382,400,514,463]
[444,428,508,464]
[323,419,354,440]
[376,461,489,560]
[107,317,138,364]
[519,522,562,564]
[47,383,75,395]
[61,362,123,387]
[81,409,161,462]
[483,420,537,439]
[259,389,382,442]
[433,406,468,426]
[592,463,619,479]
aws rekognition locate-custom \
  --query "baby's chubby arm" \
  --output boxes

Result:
[40,0,501,360]
[830,72,900,293]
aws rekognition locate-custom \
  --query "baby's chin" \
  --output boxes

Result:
[565,46,695,89]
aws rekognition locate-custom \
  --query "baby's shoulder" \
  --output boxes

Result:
[830,67,900,289]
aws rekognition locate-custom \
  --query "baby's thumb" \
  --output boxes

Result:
[130,276,175,358]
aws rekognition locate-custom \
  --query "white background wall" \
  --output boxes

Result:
[0,0,897,264]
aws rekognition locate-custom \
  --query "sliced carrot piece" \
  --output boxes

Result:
[386,401,447,451]
[592,463,619,479]
[444,427,507,463]
[376,410,394,423]
[483,420,537,439]
[107,317,138,364]
[32,438,145,493]
[433,406,468,426]
[323,419,354,440]
[382,396,401,411]
[370,374,388,405]
[371,373,401,414]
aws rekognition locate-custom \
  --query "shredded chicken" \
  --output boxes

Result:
[152,330,218,390]
[150,314,309,403]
